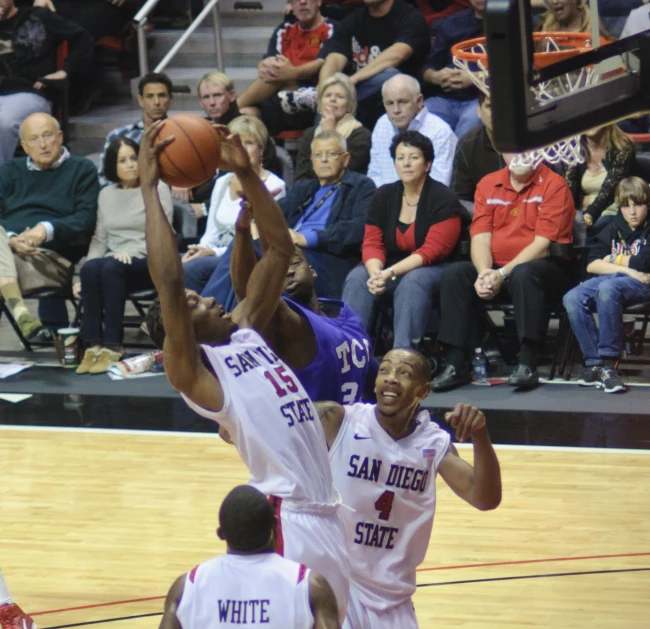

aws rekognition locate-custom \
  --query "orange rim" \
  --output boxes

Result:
[452,32,611,70]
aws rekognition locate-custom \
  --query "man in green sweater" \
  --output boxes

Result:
[0,112,99,339]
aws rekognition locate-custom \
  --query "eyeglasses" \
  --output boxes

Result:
[312,151,344,160]
[24,131,57,145]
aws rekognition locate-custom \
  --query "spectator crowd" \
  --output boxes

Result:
[1,0,649,391]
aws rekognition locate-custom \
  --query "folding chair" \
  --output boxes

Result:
[0,285,79,351]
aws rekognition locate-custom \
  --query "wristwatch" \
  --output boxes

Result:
[389,267,397,282]
[498,267,508,282]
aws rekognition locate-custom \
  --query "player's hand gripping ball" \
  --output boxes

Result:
[157,114,222,188]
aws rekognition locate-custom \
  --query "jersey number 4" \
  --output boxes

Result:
[264,366,299,398]
[374,490,395,521]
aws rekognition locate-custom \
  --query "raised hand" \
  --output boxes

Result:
[213,126,251,172]
[320,105,337,132]
[235,196,253,231]
[445,403,487,443]
[139,120,174,187]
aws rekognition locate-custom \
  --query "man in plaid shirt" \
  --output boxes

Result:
[97,72,173,187]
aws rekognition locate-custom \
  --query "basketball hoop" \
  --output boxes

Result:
[452,32,608,168]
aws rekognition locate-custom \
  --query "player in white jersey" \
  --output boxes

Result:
[140,123,349,619]
[159,485,340,629]
[315,348,503,629]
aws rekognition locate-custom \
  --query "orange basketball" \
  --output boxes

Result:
[157,114,221,188]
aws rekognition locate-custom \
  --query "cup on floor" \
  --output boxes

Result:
[55,327,82,368]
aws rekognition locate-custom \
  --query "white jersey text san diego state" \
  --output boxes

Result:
[182,329,336,506]
[329,403,451,610]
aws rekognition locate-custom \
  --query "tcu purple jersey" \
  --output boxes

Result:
[284,297,377,404]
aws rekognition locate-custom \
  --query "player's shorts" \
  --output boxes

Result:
[270,496,350,622]
[343,582,418,629]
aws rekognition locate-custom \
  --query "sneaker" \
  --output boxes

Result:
[0,602,37,629]
[88,348,122,375]
[76,348,99,374]
[278,87,316,114]
[577,365,601,387]
[16,314,42,340]
[598,367,627,394]
[32,328,55,344]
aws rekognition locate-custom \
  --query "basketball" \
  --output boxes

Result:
[157,114,221,188]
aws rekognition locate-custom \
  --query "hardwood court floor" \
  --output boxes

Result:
[1,426,649,629]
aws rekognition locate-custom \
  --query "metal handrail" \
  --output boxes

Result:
[134,0,224,77]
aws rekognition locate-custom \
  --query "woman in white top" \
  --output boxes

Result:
[74,138,173,374]
[182,116,285,293]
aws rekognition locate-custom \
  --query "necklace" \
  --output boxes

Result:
[402,193,418,207]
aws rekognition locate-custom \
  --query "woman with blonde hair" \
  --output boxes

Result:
[563,123,636,236]
[294,73,371,181]
[182,116,285,294]
[534,0,609,35]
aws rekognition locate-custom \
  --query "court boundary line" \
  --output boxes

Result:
[416,566,650,588]
[31,551,650,617]
[415,551,650,573]
[40,567,650,628]
[2,425,650,455]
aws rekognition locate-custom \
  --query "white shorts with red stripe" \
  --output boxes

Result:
[270,496,350,622]
[343,582,418,629]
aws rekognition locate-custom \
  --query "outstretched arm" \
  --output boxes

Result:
[437,404,502,511]
[141,122,224,411]
[309,572,341,629]
[158,574,185,629]
[215,128,293,332]
[314,401,345,449]
[231,199,258,303]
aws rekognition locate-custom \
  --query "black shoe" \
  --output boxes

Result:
[598,367,626,394]
[577,365,601,387]
[431,365,472,392]
[508,364,539,389]
[32,327,56,344]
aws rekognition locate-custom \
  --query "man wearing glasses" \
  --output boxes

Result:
[201,130,375,306]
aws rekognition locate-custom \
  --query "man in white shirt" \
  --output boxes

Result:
[621,3,650,38]
[315,347,502,628]
[367,74,457,188]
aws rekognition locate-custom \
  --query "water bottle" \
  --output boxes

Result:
[472,347,488,383]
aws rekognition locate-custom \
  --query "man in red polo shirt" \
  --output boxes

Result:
[432,154,576,391]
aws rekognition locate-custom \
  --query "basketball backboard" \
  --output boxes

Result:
[483,0,650,154]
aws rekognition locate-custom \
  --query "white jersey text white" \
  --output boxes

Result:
[182,329,336,507]
[329,403,451,610]
[176,552,313,628]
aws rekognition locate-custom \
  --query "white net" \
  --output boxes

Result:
[452,34,601,168]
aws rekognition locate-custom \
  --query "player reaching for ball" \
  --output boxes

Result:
[228,199,378,405]
[315,347,502,629]
[140,121,350,620]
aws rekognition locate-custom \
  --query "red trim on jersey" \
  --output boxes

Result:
[189,565,199,583]
[297,564,308,583]
[269,495,284,556]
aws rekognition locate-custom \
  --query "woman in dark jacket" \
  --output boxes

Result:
[342,130,467,348]
[563,123,636,239]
